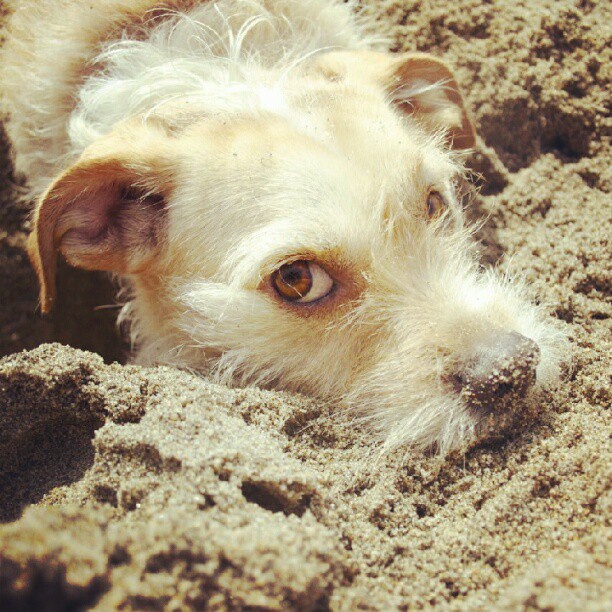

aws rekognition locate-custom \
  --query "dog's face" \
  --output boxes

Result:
[28,51,566,452]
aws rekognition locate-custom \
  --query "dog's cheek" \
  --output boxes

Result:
[175,282,362,395]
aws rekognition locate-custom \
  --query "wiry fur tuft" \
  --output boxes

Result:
[2,0,383,193]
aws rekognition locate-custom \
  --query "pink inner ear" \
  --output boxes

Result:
[55,179,166,274]
[58,183,119,244]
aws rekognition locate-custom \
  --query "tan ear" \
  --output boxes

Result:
[389,53,476,150]
[28,128,175,313]
[313,50,475,150]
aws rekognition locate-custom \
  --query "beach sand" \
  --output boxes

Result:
[0,0,610,608]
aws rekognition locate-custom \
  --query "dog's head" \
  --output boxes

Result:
[28,50,567,453]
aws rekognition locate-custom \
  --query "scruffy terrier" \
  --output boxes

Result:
[2,0,566,453]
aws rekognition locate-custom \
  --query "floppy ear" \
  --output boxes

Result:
[388,52,476,150]
[28,129,175,313]
[315,50,475,150]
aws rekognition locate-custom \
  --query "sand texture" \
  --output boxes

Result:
[0,0,611,609]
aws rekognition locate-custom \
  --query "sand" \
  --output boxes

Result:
[0,0,610,609]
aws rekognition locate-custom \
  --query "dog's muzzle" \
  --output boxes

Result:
[448,331,541,414]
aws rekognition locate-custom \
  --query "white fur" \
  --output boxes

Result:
[70,1,384,151]
[2,0,383,193]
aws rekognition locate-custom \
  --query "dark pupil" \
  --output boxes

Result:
[281,262,311,287]
[283,270,302,285]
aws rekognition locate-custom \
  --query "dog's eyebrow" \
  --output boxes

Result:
[370,145,465,238]
[215,210,373,290]
[398,144,460,199]
[372,153,424,218]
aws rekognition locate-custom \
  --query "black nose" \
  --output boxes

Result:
[449,332,541,412]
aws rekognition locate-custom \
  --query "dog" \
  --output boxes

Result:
[2,0,567,453]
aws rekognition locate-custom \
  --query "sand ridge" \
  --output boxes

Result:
[1,0,611,609]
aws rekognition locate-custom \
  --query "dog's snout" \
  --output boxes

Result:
[449,331,541,412]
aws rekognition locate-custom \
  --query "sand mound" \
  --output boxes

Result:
[1,0,610,609]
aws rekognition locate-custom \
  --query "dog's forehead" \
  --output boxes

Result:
[170,99,459,280]
[180,90,456,208]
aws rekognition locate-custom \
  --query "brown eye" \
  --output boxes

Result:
[272,260,334,303]
[426,190,447,219]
